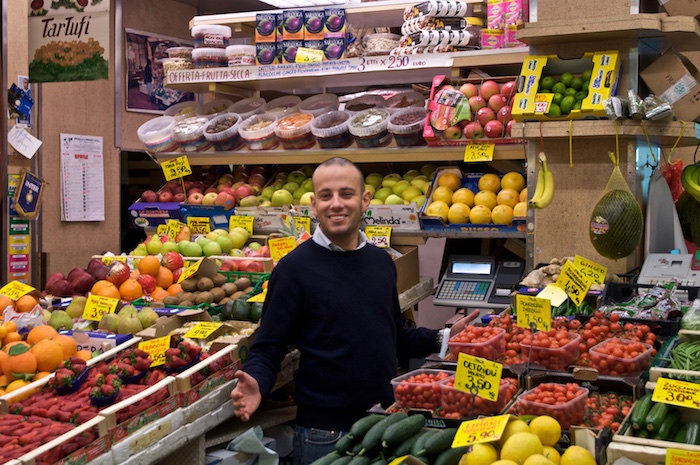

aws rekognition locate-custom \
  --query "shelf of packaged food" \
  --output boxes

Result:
[153,142,526,165]
[164,48,530,94]
[511,119,699,145]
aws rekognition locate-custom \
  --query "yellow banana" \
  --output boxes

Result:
[530,153,554,209]
[528,152,546,206]
[681,163,700,202]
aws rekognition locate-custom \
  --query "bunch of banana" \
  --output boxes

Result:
[681,163,700,202]
[529,152,554,209]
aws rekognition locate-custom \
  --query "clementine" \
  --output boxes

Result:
[138,255,161,277]
[32,371,52,382]
[51,334,77,359]
[166,283,182,296]
[155,267,174,290]
[31,339,64,372]
[74,350,93,362]
[2,344,38,379]
[151,287,169,302]
[0,296,15,312]
[0,351,6,375]
[0,374,9,388]
[16,295,39,313]
[3,321,18,333]
[119,278,143,302]
[2,332,22,346]
[26,325,59,346]
[92,280,121,299]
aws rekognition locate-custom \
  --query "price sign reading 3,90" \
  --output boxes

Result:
[161,156,192,181]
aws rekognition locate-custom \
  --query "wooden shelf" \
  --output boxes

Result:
[511,120,699,145]
[154,143,526,166]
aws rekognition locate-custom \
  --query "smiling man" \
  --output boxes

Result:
[231,157,466,465]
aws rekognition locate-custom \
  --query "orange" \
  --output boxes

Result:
[131,270,140,279]
[155,267,174,290]
[501,171,526,192]
[167,283,182,296]
[138,255,161,277]
[3,341,28,353]
[119,278,143,302]
[16,295,39,313]
[2,345,38,379]
[262,280,269,290]
[92,280,121,300]
[3,321,18,333]
[51,334,77,359]
[32,371,52,382]
[431,186,454,206]
[74,350,93,362]
[0,324,8,341]
[0,296,15,312]
[26,325,59,346]
[2,332,22,346]
[437,172,462,192]
[5,379,32,403]
[478,173,501,193]
[30,339,64,372]
[0,374,9,388]
[151,287,169,302]
[0,351,6,375]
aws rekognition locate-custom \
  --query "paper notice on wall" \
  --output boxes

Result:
[60,133,105,221]
[8,125,42,159]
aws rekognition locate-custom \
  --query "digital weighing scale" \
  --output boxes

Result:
[638,252,700,286]
[433,255,525,310]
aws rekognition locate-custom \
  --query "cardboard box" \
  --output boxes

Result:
[205,438,276,465]
[179,203,236,231]
[59,330,134,355]
[392,245,420,294]
[128,200,181,229]
[291,203,422,232]
[640,49,700,122]
[136,308,214,341]
[235,206,290,234]
[537,0,630,20]
[659,0,700,19]
[511,51,621,122]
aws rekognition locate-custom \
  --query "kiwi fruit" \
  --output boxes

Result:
[179,300,194,307]
[180,292,196,303]
[222,282,238,296]
[163,295,181,305]
[196,291,214,304]
[231,290,245,300]
[233,277,251,290]
[151,301,165,308]
[219,297,230,306]
[244,286,255,293]
[197,277,214,291]
[212,273,227,287]
[210,287,225,303]
[181,278,198,292]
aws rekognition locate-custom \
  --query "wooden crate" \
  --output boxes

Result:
[175,343,240,395]
[18,416,110,465]
[100,376,178,433]
[649,330,700,383]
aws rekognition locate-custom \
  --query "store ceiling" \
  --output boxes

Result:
[172,0,275,14]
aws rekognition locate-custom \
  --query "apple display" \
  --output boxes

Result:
[443,125,463,139]
[468,96,486,113]
[463,122,484,138]
[459,83,478,98]
[188,192,203,205]
[215,192,235,210]
[484,120,505,138]
[480,80,501,100]
[141,190,158,203]
[488,94,508,112]
[202,192,218,205]
[497,106,513,125]
[158,191,173,202]
[476,107,496,127]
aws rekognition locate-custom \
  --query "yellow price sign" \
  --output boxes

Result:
[365,226,392,248]
[293,216,311,235]
[573,255,607,285]
[138,336,170,367]
[295,47,324,63]
[455,352,502,402]
[184,321,223,340]
[653,378,700,410]
[178,259,203,283]
[464,143,495,162]
[82,294,120,322]
[0,281,35,301]
[666,448,700,465]
[102,255,127,265]
[161,156,192,181]
[534,93,554,114]
[516,294,551,331]
[187,217,211,235]
[157,224,168,235]
[269,236,297,262]
[248,289,267,303]
[453,414,510,448]
[166,219,186,242]
[556,261,591,306]
[230,216,254,235]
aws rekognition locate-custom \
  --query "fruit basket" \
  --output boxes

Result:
[438,376,519,419]
[515,382,588,430]
[589,338,653,376]
[390,368,451,409]
[447,326,506,361]
[520,330,580,371]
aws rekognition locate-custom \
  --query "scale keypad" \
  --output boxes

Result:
[435,279,490,301]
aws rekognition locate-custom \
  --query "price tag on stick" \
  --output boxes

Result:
[516,294,551,332]
[455,352,502,402]
[161,156,192,181]
[666,448,700,465]
[556,261,591,307]
[573,255,607,285]
[184,321,223,340]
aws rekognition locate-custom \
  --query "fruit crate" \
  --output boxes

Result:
[219,270,271,288]
[648,330,700,383]
[589,338,654,377]
[515,382,588,430]
[175,343,241,396]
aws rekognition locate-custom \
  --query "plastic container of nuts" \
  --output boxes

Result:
[166,47,194,59]
[191,24,231,49]
[384,91,426,113]
[172,117,212,152]
[348,108,392,148]
[192,47,227,68]
[299,94,340,118]
[196,98,234,119]
[161,58,194,74]
[226,45,256,67]
[275,112,315,150]
[137,116,178,153]
[263,95,302,119]
[229,97,266,121]
[239,114,279,151]
[311,111,354,149]
[203,113,243,151]
[165,101,199,122]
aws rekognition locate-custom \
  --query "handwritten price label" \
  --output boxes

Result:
[229,216,254,235]
[653,378,700,410]
[138,336,170,367]
[293,216,311,235]
[556,261,591,306]
[365,226,392,248]
[161,156,192,181]
[573,255,607,285]
[269,236,296,262]
[102,256,127,265]
[184,321,223,340]
[0,281,35,300]
[516,294,551,332]
[464,143,495,162]
[166,220,186,242]
[178,259,203,283]
[295,47,324,63]
[453,414,510,448]
[455,352,502,402]
[157,224,168,235]
[187,217,211,235]
[666,448,700,465]
[82,294,120,322]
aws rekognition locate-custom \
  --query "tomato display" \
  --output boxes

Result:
[447,326,506,361]
[519,330,580,370]
[588,338,653,376]
[391,369,451,409]
[583,392,633,433]
[515,382,588,430]
[439,376,519,419]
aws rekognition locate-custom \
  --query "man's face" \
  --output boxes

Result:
[23,80,28,90]
[311,164,370,248]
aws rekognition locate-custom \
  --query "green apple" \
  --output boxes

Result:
[260,200,272,207]
[369,199,384,205]
[385,194,405,205]
[299,191,313,205]
[364,184,376,197]
[215,235,234,254]
[299,165,315,178]
[391,180,411,196]
[248,241,262,251]
[293,187,308,201]
[232,227,250,241]
[206,231,220,241]
[420,164,438,178]
[282,182,300,193]
[420,183,430,194]
[146,236,161,255]
[182,242,202,257]
[374,187,393,202]
[196,237,212,248]
[413,194,427,207]
[301,178,314,192]
[177,240,191,255]
[402,169,421,181]
[381,173,402,188]
[401,186,423,202]
[261,186,276,200]
[271,189,294,207]
[213,228,228,237]
[410,175,429,187]
[240,195,260,207]
[160,241,179,254]
[287,170,307,185]
[365,173,383,189]
[203,241,222,257]
[275,172,289,182]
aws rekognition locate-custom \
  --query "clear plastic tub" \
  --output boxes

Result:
[191,24,231,48]
[344,94,386,113]
[299,94,340,118]
[447,326,505,361]
[520,332,581,371]
[192,47,227,68]
[384,91,426,113]
[388,107,427,147]
[137,116,178,153]
[166,47,193,59]
[172,116,211,152]
[390,368,452,409]
[196,98,234,119]
[161,58,194,73]
[275,112,315,150]
[226,45,256,66]
[589,338,654,376]
[239,114,279,151]
[516,383,588,430]
[229,97,266,120]
[263,95,302,119]
[348,108,392,148]
[164,100,199,122]
[311,110,353,149]
[363,33,401,56]
[439,376,510,417]
[203,113,243,151]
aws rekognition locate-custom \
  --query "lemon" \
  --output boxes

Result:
[560,445,595,465]
[543,446,561,465]
[500,432,543,463]
[523,454,556,465]
[499,419,530,446]
[458,442,497,465]
[529,416,562,446]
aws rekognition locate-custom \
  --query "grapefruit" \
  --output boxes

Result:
[469,205,492,224]
[452,187,475,207]
[447,203,471,224]
[437,173,461,191]
[474,190,497,210]
[496,188,520,208]
[501,171,526,191]
[432,186,454,205]
[425,201,450,223]
[492,205,514,225]
[513,201,527,217]
[478,173,501,193]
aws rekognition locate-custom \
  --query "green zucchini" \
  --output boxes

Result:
[358,413,408,457]
[351,442,364,456]
[369,458,388,465]
[420,428,458,456]
[348,456,372,465]
[310,452,341,465]
[686,422,700,445]
[646,402,671,432]
[630,394,653,430]
[656,409,681,441]
[410,430,438,457]
[381,414,427,449]
[387,429,426,461]
[335,435,356,455]
[433,446,469,465]
[349,415,386,440]
[675,425,689,443]
[636,428,650,438]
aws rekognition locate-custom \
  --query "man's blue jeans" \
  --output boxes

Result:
[293,425,346,465]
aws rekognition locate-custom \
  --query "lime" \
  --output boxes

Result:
[564,87,577,97]
[582,80,590,91]
[575,90,588,102]
[551,82,566,95]
[573,101,582,110]
[582,69,592,82]
[560,95,576,115]
[539,76,556,91]
[547,103,561,117]
[571,77,584,90]
[559,72,574,86]
[552,92,563,105]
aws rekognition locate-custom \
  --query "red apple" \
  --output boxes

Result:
[161,251,184,271]
[484,120,505,138]
[166,180,180,190]
[476,107,496,127]
[480,80,500,100]
[202,192,218,205]
[219,173,235,184]
[234,184,255,202]
[141,190,158,203]
[497,106,513,125]
[251,166,266,177]
[183,180,194,190]
[173,192,186,203]
[215,192,235,211]
[248,173,266,187]
[257,245,270,257]
[159,234,170,243]
[488,94,508,112]
[204,187,219,195]
[220,186,235,196]
[501,80,517,102]
[468,96,486,113]
[443,125,463,140]
[463,122,484,138]
[458,119,471,128]
[243,261,264,272]
[233,172,249,183]
[171,185,184,195]
[136,274,156,295]
[220,260,238,272]
[188,187,202,195]
[158,191,173,202]
[188,192,204,205]
[459,83,478,99]
[506,119,516,137]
